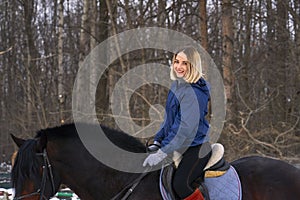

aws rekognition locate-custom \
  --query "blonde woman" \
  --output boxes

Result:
[143,46,212,200]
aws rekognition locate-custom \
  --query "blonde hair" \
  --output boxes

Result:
[170,46,203,83]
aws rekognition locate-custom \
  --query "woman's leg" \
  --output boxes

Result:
[173,143,211,199]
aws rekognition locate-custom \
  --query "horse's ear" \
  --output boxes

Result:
[37,132,47,152]
[10,134,25,148]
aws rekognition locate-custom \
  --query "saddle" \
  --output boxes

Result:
[160,143,230,200]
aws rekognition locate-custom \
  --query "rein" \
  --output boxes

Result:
[14,149,56,200]
[110,144,153,200]
[110,171,149,200]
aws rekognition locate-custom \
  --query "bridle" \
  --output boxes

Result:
[13,146,150,200]
[14,149,56,200]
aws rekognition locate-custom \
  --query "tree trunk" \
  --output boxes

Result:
[22,0,39,132]
[266,0,275,42]
[58,0,65,124]
[240,0,252,106]
[199,0,208,51]
[96,0,109,118]
[221,0,235,122]
[74,0,90,121]
[158,0,167,27]
[294,0,300,131]
[276,0,289,121]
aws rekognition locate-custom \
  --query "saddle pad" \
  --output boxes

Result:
[159,165,242,200]
[204,166,242,200]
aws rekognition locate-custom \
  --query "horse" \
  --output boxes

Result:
[11,123,300,200]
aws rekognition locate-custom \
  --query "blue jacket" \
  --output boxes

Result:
[154,78,210,154]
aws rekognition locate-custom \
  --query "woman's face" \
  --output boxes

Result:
[173,52,189,78]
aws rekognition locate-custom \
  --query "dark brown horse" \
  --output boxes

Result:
[11,123,300,200]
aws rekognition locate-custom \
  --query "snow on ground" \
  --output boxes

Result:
[0,188,80,200]
[0,188,13,200]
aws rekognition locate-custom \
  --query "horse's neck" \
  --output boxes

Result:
[55,154,140,199]
[75,168,140,199]
[48,133,147,199]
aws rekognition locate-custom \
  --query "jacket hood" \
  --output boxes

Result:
[192,77,210,97]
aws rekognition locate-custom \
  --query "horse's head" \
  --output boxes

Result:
[11,133,61,200]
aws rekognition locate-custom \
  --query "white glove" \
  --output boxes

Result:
[143,149,167,167]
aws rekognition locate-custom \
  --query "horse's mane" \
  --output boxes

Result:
[12,123,146,190]
[36,123,147,153]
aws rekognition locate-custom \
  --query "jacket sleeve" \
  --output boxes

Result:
[154,82,176,143]
[161,86,201,154]
[154,113,167,143]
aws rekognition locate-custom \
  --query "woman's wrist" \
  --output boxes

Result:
[153,141,161,146]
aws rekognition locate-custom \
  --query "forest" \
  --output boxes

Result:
[0,0,299,166]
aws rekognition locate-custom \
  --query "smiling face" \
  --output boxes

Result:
[173,52,190,78]
[170,47,203,83]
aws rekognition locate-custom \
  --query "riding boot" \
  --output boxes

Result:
[183,188,205,200]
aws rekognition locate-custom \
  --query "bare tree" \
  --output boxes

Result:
[199,0,208,51]
[96,0,110,116]
[0,0,299,165]
[73,0,91,120]
[58,0,65,124]
[221,0,235,122]
[22,0,39,130]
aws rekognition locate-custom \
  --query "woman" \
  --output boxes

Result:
[143,46,212,200]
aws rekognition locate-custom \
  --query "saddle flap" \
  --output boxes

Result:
[161,164,178,200]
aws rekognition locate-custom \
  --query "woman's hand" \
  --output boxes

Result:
[143,149,167,167]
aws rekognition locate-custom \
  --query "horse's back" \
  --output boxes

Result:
[231,156,300,200]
